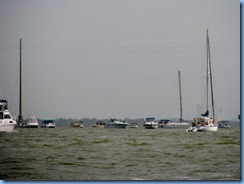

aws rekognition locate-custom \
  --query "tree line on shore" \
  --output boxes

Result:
[37,118,145,127]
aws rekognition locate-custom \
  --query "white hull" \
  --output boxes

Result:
[166,122,189,126]
[70,124,83,128]
[162,122,190,128]
[105,119,128,129]
[143,117,158,129]
[143,123,158,129]
[130,126,138,128]
[130,123,138,128]
[196,125,218,132]
[41,120,55,128]
[0,122,16,132]
[44,125,55,128]
[0,102,17,132]
[186,124,218,132]
[26,115,39,128]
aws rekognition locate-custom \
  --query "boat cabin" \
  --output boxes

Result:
[146,117,156,122]
[41,120,55,128]
[192,117,215,127]
[0,100,8,111]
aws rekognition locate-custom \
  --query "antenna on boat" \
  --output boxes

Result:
[18,38,23,125]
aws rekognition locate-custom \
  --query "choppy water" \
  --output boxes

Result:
[0,126,240,180]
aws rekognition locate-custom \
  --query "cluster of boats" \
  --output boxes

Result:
[0,31,233,133]
[0,99,232,132]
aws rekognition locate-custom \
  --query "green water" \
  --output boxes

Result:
[0,127,240,180]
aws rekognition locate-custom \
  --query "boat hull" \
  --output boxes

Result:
[41,125,55,128]
[143,124,158,129]
[0,121,16,132]
[25,125,39,128]
[105,124,128,129]
[70,124,83,128]
[92,125,105,128]
[196,125,218,132]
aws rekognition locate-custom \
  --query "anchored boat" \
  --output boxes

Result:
[41,120,55,128]
[187,30,218,132]
[25,115,39,128]
[0,100,17,132]
[143,117,158,129]
[105,119,128,129]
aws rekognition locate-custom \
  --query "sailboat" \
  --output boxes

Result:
[16,39,38,128]
[186,30,218,132]
[159,71,189,128]
[18,39,24,127]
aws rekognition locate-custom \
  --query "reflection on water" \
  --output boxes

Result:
[0,127,240,180]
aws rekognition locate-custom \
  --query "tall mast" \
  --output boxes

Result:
[178,71,183,123]
[18,38,23,125]
[206,30,209,114]
[207,31,215,120]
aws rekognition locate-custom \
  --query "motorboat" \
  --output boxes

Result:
[92,121,105,128]
[0,100,17,132]
[105,119,128,129]
[143,117,158,129]
[158,119,171,128]
[25,115,39,128]
[70,120,84,128]
[186,126,198,132]
[130,123,138,128]
[41,120,55,128]
[218,121,231,128]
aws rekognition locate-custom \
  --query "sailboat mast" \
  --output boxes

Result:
[178,71,183,123]
[206,30,209,114]
[18,38,23,125]
[207,31,215,120]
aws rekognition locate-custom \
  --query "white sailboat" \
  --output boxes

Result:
[18,39,24,127]
[161,71,189,128]
[17,39,38,128]
[187,30,218,132]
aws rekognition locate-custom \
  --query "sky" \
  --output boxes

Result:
[0,0,240,120]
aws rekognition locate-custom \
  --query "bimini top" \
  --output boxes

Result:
[0,100,8,110]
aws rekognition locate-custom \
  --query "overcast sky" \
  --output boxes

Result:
[0,0,240,120]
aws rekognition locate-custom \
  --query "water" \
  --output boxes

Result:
[0,127,240,180]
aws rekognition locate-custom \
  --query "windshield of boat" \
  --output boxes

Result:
[4,114,11,119]
[146,117,155,122]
